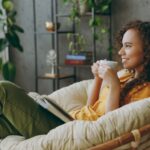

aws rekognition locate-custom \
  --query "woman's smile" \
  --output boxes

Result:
[121,58,128,63]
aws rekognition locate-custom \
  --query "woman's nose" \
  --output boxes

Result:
[118,47,124,55]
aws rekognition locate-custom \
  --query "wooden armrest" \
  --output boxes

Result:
[87,124,150,150]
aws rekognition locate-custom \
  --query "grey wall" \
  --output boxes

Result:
[12,0,150,94]
[12,0,35,91]
[111,0,150,61]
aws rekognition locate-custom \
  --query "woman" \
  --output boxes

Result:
[70,20,150,120]
[0,20,150,138]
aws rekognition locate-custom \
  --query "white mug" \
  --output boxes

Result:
[99,60,118,70]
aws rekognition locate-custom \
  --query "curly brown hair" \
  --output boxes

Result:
[116,20,150,105]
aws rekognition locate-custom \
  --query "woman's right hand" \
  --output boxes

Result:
[91,61,100,78]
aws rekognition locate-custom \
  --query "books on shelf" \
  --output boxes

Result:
[66,55,87,60]
[65,51,92,65]
[66,51,92,60]
[65,59,92,65]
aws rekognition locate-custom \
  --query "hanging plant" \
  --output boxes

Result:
[63,0,112,30]
[88,0,112,38]
[88,0,112,60]
[0,0,24,81]
[63,0,80,22]
[63,0,112,58]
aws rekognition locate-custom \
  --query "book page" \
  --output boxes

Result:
[41,96,74,122]
[28,92,74,122]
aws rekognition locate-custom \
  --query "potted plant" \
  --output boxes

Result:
[67,33,86,55]
[0,0,24,81]
[65,33,93,65]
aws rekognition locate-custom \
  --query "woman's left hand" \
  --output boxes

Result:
[98,64,119,86]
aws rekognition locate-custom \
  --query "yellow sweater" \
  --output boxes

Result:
[69,70,150,121]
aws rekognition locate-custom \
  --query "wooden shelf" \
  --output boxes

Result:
[56,11,110,18]
[33,0,111,92]
[34,30,74,35]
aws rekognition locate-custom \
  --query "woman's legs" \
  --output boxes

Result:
[0,81,64,138]
[0,114,20,138]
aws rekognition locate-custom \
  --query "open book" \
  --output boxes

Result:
[28,92,74,123]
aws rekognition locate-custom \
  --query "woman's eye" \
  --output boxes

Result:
[125,45,131,48]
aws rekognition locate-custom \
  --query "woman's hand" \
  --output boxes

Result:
[87,61,102,106]
[98,64,119,86]
[98,64,121,112]
[91,61,100,78]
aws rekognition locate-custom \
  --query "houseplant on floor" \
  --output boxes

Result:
[0,0,24,81]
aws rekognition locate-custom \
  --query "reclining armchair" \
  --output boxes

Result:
[0,79,150,150]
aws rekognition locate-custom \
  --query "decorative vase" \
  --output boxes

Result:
[50,63,55,74]
[46,50,57,75]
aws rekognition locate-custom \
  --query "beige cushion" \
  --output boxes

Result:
[48,79,93,112]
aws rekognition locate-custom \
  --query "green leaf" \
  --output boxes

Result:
[2,61,16,81]
[0,9,3,15]
[89,18,95,27]
[7,17,13,26]
[63,0,68,3]
[0,58,2,71]
[0,38,8,52]
[2,0,14,12]
[95,17,102,26]
[95,0,111,13]
[1,0,24,54]
[101,28,107,33]
[11,24,24,33]
[7,10,17,20]
[16,44,23,52]
[69,41,73,50]
[71,7,80,18]
[93,33,99,41]
[9,10,17,17]
[88,0,95,8]
[101,5,109,12]
[105,0,112,5]
[6,32,23,52]
[89,17,101,27]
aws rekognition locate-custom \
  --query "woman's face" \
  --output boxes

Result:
[118,29,144,72]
